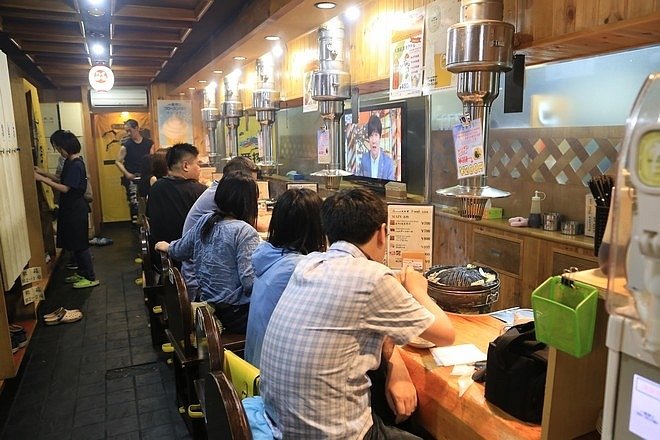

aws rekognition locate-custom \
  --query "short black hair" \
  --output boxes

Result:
[58,131,82,155]
[268,188,326,255]
[50,129,67,151]
[367,114,382,137]
[321,188,387,245]
[223,156,258,174]
[124,119,139,129]
[166,143,199,170]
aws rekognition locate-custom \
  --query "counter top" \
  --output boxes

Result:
[435,208,595,250]
[401,313,542,440]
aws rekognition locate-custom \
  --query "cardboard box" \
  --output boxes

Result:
[482,207,503,219]
[585,194,596,237]
[385,182,407,201]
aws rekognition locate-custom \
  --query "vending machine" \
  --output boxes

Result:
[601,73,660,440]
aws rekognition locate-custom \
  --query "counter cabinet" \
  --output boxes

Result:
[433,211,598,310]
[403,304,607,440]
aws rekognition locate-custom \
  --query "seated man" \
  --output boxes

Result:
[260,188,455,439]
[147,143,206,257]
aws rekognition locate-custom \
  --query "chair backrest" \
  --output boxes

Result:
[224,349,260,399]
[139,214,158,287]
[204,371,252,440]
[164,266,194,355]
[195,306,224,382]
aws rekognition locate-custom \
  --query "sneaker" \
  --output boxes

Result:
[10,330,27,353]
[64,274,84,283]
[73,278,100,289]
[66,263,79,270]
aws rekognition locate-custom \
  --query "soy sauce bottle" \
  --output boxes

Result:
[528,191,545,228]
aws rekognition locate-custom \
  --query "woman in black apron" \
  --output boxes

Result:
[35,131,99,288]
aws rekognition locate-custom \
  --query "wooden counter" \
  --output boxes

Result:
[400,313,542,440]
[401,307,607,440]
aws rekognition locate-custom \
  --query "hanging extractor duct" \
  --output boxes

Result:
[310,18,352,190]
[437,0,514,219]
[253,54,280,176]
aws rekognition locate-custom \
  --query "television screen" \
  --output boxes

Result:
[344,102,406,183]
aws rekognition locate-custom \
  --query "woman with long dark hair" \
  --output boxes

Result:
[155,171,260,333]
[245,188,326,367]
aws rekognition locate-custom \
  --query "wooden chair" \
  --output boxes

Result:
[204,371,252,440]
[141,215,168,347]
[165,267,205,439]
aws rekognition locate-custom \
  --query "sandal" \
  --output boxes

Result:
[43,307,65,321]
[44,309,83,325]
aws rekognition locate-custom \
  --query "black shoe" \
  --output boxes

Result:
[66,263,79,270]
[10,325,27,353]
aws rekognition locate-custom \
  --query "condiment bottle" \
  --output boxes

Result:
[528,191,545,228]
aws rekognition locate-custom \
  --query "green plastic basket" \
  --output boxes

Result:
[531,276,598,358]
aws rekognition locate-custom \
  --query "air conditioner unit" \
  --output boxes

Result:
[89,87,148,108]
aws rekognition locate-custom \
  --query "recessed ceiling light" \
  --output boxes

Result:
[179,92,185,96]
[188,87,196,90]
[314,2,336,9]
[198,80,207,83]
[233,56,247,61]
[87,7,106,17]
[91,43,105,56]
[264,35,280,41]
[212,70,223,74]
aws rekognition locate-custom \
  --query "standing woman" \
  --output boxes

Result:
[35,131,99,288]
[245,188,326,367]
[155,171,260,333]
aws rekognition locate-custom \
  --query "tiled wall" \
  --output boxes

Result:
[430,126,623,220]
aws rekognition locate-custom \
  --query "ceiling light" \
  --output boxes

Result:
[233,56,247,61]
[212,70,223,74]
[91,43,105,56]
[188,87,196,90]
[198,80,207,83]
[87,7,106,17]
[272,44,283,58]
[314,2,336,9]
[179,92,185,96]
[345,6,360,21]
[264,35,280,41]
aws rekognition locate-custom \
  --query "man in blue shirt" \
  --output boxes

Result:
[360,114,396,180]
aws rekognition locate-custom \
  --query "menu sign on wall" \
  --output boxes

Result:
[452,118,485,179]
[387,204,434,270]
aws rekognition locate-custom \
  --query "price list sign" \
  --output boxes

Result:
[386,204,434,270]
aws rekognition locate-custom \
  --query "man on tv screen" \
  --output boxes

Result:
[360,114,396,180]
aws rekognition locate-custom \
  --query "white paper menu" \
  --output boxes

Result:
[386,204,434,270]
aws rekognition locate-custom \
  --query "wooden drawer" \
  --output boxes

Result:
[550,251,598,277]
[473,230,522,277]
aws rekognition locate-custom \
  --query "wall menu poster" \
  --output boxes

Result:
[389,7,425,100]
[423,0,460,94]
[157,100,193,147]
[387,204,434,270]
[452,118,485,179]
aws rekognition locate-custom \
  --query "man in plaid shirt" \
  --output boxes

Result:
[260,188,455,439]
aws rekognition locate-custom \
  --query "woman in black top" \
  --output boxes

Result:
[35,132,99,288]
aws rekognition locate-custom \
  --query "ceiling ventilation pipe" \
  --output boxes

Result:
[436,0,514,219]
[310,18,352,190]
[253,54,280,176]
[201,82,221,168]
[222,71,243,158]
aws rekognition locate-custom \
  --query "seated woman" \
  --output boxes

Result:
[155,171,260,333]
[245,188,326,367]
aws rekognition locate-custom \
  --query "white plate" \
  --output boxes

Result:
[407,336,435,349]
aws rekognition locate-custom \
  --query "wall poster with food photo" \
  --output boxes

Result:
[157,100,193,147]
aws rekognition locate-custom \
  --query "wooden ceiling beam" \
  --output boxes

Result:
[0,0,78,14]
[111,29,186,45]
[112,46,175,58]
[19,42,86,54]
[112,6,199,22]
